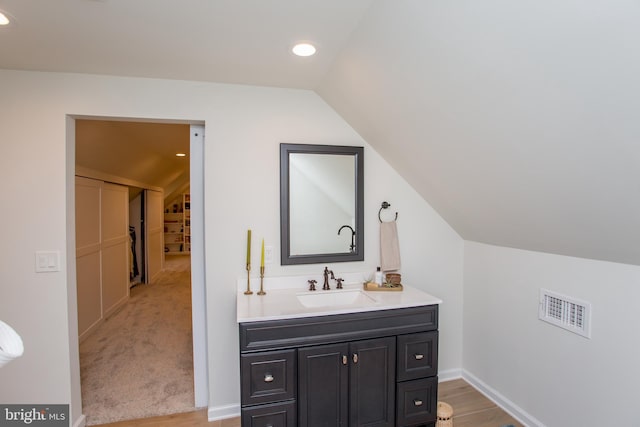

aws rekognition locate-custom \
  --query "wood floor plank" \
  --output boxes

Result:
[453,406,523,427]
[439,379,523,427]
[437,378,470,397]
[93,409,210,427]
[92,409,244,427]
[440,388,496,416]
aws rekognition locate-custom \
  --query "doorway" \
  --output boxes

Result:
[71,117,207,424]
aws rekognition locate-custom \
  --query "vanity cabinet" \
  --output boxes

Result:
[239,305,439,427]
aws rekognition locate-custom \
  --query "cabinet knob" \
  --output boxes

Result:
[414,353,424,360]
[342,355,348,365]
[413,399,423,406]
[264,374,274,383]
[353,353,358,364]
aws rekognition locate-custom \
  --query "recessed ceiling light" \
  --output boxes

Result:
[176,153,187,157]
[0,12,10,26]
[292,43,316,57]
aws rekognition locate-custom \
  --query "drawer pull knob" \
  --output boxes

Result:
[264,374,274,383]
[414,354,424,360]
[414,399,423,406]
[342,355,348,365]
[353,353,358,364]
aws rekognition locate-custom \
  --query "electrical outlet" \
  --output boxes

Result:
[265,246,274,264]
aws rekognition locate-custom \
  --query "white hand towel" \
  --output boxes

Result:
[380,221,401,272]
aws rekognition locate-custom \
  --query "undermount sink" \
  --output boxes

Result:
[296,289,378,309]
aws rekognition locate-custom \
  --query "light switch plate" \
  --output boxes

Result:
[35,251,61,273]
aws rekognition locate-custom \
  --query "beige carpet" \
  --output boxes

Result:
[80,255,195,426]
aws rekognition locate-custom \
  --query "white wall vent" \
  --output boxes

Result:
[539,289,591,339]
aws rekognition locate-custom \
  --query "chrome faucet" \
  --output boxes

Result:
[323,266,335,290]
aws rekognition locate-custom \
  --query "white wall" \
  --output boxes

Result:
[0,69,463,425]
[464,241,640,426]
[319,0,640,267]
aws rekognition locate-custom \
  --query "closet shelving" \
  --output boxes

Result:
[164,193,190,254]
[183,194,191,253]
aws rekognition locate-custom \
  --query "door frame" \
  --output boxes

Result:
[190,125,208,407]
[66,116,208,417]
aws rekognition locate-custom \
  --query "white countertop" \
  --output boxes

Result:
[236,274,442,323]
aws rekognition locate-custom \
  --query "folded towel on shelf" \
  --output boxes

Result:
[380,220,401,272]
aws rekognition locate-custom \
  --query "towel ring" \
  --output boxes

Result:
[378,201,398,223]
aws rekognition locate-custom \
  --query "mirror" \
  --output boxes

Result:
[280,143,364,265]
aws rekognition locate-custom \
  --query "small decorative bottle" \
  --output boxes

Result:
[375,267,383,286]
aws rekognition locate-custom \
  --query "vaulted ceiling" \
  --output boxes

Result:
[1,0,638,266]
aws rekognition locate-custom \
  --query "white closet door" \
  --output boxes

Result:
[75,177,102,339]
[145,189,164,282]
[100,182,130,317]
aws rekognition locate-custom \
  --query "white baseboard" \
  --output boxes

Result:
[462,370,545,427]
[72,414,86,427]
[438,368,463,382]
[208,404,240,422]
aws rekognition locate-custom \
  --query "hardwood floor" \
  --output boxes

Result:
[91,410,239,427]
[94,378,522,427]
[439,379,523,427]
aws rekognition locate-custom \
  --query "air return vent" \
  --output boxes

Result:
[539,289,591,339]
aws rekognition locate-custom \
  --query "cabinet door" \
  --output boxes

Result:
[298,343,349,427]
[145,189,164,281]
[349,337,396,427]
[76,177,102,339]
[100,182,130,318]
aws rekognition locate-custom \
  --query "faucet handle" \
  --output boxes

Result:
[336,278,344,289]
[307,280,317,291]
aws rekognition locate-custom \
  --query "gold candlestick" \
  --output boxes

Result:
[258,266,266,295]
[244,264,253,295]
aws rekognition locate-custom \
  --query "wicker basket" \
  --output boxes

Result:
[384,273,401,284]
[436,401,453,427]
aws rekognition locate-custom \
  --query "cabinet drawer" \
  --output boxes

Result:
[396,377,438,426]
[397,331,438,382]
[241,349,296,406]
[241,400,296,427]
[240,305,438,352]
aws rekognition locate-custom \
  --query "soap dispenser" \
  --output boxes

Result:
[374,267,383,286]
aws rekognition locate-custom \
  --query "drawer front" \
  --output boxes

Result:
[241,349,296,406]
[396,377,438,426]
[396,331,438,382]
[242,401,296,427]
[240,305,438,352]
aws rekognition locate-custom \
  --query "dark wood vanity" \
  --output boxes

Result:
[239,305,439,427]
